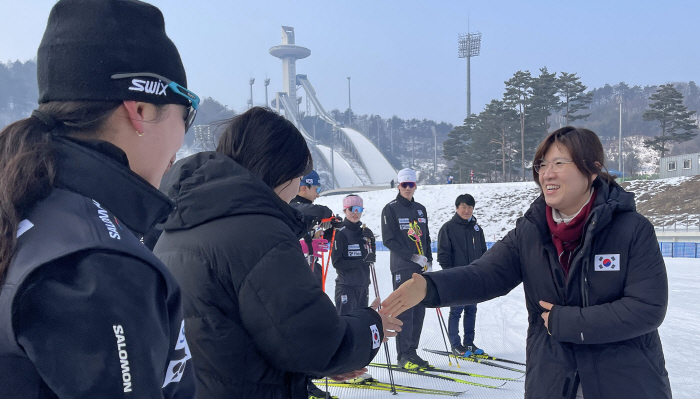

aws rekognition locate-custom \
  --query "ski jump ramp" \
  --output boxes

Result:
[297,74,397,185]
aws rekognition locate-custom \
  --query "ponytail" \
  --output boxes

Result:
[0,101,121,285]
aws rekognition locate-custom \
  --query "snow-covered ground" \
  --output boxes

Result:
[321,253,698,398]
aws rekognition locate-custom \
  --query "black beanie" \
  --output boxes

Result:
[37,0,189,106]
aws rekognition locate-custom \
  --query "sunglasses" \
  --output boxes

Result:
[346,206,364,214]
[111,72,200,132]
[400,182,416,188]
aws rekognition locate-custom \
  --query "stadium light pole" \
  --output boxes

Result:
[458,31,482,120]
[264,78,270,107]
[248,78,255,109]
[618,95,623,173]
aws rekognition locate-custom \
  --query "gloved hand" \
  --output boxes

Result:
[410,254,428,268]
[423,261,432,273]
[364,252,376,263]
[312,238,329,257]
[331,215,343,229]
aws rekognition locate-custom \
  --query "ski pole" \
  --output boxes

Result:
[436,307,460,368]
[363,224,397,395]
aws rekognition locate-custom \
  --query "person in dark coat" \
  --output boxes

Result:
[437,193,488,356]
[290,170,338,286]
[0,1,199,398]
[154,107,402,399]
[381,168,433,369]
[382,127,671,399]
[332,195,376,315]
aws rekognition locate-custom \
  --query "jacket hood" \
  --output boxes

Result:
[159,151,306,236]
[525,176,635,239]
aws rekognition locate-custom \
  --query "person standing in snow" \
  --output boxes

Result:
[381,127,671,399]
[154,107,402,399]
[381,168,433,369]
[0,1,198,397]
[437,194,488,357]
[332,195,376,315]
[290,170,339,286]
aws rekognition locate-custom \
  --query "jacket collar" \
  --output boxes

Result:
[395,193,414,207]
[291,195,312,205]
[342,218,362,232]
[451,213,476,226]
[51,136,174,235]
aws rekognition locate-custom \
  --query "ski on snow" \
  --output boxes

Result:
[469,352,526,366]
[368,363,506,389]
[423,349,525,373]
[370,361,521,381]
[314,378,465,396]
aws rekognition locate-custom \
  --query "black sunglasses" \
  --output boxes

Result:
[400,182,416,188]
[111,72,200,132]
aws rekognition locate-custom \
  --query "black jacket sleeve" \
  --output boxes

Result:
[239,238,383,376]
[13,251,195,399]
[480,227,488,255]
[437,224,453,269]
[381,205,414,261]
[423,227,523,307]
[549,218,668,345]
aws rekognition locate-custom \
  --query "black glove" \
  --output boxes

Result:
[330,215,343,229]
[364,252,376,263]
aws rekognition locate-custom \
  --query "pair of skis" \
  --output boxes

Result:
[315,378,465,397]
[369,363,517,389]
[422,348,526,373]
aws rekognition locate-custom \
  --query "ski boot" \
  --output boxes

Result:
[464,344,485,356]
[345,372,373,384]
[451,344,467,356]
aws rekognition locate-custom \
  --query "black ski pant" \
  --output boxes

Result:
[392,269,425,359]
[334,284,369,315]
[448,304,477,348]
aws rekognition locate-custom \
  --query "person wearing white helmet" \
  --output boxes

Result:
[380,168,433,369]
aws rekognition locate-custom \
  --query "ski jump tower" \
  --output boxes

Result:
[270,26,396,189]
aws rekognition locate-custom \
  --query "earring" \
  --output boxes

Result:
[136,130,144,137]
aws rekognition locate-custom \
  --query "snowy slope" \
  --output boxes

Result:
[339,127,397,185]
[320,253,698,399]
[316,144,365,187]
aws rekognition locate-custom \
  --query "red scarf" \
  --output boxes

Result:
[545,190,597,277]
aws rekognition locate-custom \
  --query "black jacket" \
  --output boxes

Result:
[423,178,671,399]
[290,195,333,282]
[153,152,384,399]
[437,214,487,269]
[380,194,432,273]
[332,219,373,287]
[0,137,195,399]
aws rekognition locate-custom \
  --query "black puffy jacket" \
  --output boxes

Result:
[423,178,671,399]
[437,214,487,269]
[332,219,372,287]
[154,152,384,399]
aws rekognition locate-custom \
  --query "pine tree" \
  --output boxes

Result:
[478,100,519,181]
[504,71,533,181]
[642,84,698,158]
[529,67,560,136]
[558,72,593,124]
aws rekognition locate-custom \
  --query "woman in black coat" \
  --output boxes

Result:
[381,127,671,399]
[154,107,401,399]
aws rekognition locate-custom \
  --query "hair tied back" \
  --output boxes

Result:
[31,110,60,131]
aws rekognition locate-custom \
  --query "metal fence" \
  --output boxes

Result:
[376,241,697,258]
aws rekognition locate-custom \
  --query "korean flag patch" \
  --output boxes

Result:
[370,324,381,349]
[595,254,620,271]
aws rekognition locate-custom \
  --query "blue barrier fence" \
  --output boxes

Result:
[376,241,698,258]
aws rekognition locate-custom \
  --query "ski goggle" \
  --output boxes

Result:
[306,184,322,194]
[400,182,416,189]
[111,72,200,132]
[345,206,363,214]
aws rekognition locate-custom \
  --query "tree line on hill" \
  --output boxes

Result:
[443,68,699,183]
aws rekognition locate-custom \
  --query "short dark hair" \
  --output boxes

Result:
[216,107,313,189]
[455,194,475,207]
[532,126,614,190]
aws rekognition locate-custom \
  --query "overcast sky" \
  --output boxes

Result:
[2,0,698,125]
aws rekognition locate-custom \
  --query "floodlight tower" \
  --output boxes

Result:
[269,26,311,121]
[264,78,270,107]
[248,78,255,109]
[458,31,481,120]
